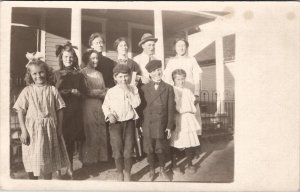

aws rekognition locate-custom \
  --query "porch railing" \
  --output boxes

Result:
[200,90,235,138]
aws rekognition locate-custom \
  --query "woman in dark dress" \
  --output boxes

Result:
[53,42,87,178]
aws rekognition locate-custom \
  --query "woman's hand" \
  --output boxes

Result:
[20,130,30,145]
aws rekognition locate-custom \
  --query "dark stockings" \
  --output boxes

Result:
[115,158,124,173]
[185,147,195,166]
[66,142,74,171]
[147,153,165,169]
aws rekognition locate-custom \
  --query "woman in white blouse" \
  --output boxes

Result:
[163,38,203,135]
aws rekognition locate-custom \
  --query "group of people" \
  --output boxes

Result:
[13,32,203,182]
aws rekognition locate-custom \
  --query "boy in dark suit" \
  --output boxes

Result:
[140,60,175,181]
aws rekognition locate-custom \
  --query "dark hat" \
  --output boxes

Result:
[138,33,158,47]
[113,64,130,75]
[145,60,162,73]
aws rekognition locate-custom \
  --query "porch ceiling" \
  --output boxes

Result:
[83,9,217,32]
[13,7,221,33]
[12,7,71,18]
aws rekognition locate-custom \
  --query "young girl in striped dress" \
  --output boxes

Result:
[13,53,70,179]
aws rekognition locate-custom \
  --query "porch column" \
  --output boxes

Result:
[154,9,165,68]
[215,36,226,114]
[39,11,46,61]
[71,8,82,65]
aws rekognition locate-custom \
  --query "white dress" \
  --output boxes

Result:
[163,55,203,135]
[170,87,201,148]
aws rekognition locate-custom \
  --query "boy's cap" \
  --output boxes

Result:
[145,60,162,73]
[113,64,130,75]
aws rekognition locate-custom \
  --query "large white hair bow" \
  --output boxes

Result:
[25,52,44,67]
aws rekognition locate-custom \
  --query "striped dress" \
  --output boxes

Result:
[13,84,70,176]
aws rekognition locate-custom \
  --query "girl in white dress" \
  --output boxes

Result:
[162,38,203,135]
[170,69,201,174]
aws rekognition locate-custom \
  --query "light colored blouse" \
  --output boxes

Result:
[102,84,141,122]
[163,56,202,96]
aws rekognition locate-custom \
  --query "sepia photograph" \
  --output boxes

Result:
[0,1,299,191]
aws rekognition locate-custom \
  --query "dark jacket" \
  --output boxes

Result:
[53,67,87,143]
[95,53,116,88]
[140,81,175,139]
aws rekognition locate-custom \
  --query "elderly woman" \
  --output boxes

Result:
[113,37,142,83]
[162,38,203,135]
[83,33,115,88]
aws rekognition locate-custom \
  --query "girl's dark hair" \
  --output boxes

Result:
[89,32,105,47]
[171,69,187,81]
[24,59,53,85]
[82,49,98,67]
[174,38,189,48]
[113,37,129,51]
[56,41,79,70]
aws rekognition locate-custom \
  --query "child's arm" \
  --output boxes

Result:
[56,109,63,137]
[13,88,30,145]
[125,85,141,108]
[17,111,30,145]
[102,89,117,124]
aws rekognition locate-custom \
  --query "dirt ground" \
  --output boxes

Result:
[11,137,234,183]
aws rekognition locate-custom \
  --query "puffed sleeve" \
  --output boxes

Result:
[52,86,66,111]
[191,57,202,96]
[13,87,29,114]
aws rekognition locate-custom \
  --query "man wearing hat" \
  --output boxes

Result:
[102,64,141,181]
[133,33,158,84]
[139,60,175,181]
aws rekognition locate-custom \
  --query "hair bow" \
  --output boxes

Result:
[55,41,78,57]
[25,52,44,68]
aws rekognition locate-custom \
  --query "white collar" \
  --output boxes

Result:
[141,52,154,58]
